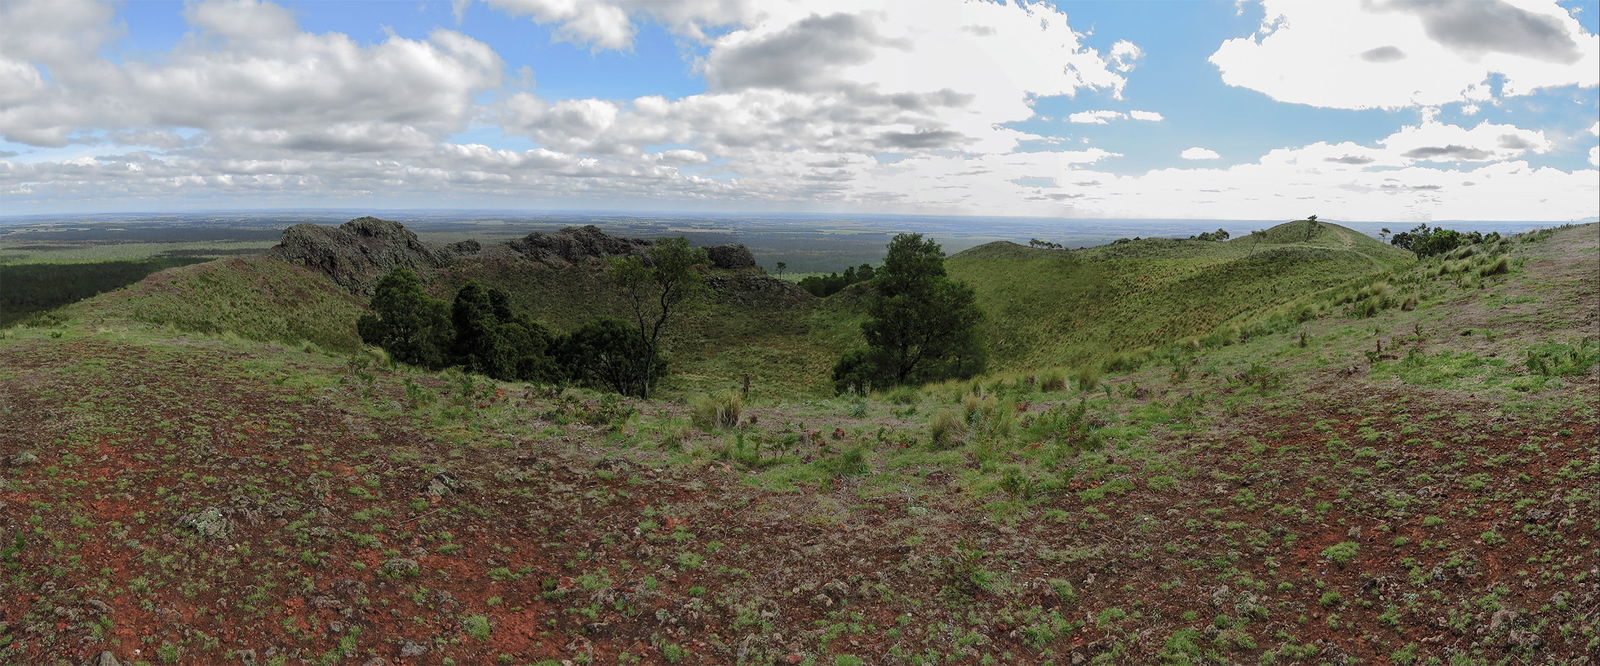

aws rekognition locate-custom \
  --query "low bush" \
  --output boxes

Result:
[1524,338,1599,377]
[689,391,743,431]
[928,410,967,449]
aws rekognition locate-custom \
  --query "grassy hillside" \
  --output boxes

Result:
[61,257,367,353]
[27,220,1413,398]
[0,224,1592,664]
[947,220,1412,369]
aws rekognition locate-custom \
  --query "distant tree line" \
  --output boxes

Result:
[1387,224,1500,258]
[798,264,876,297]
[1028,238,1064,249]
[833,234,986,394]
[1189,228,1231,241]
[359,238,707,398]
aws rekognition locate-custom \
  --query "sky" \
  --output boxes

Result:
[0,0,1597,221]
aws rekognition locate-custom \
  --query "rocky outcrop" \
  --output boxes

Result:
[508,225,651,268]
[446,239,481,256]
[269,218,796,300]
[706,273,812,305]
[705,244,757,271]
[268,217,452,294]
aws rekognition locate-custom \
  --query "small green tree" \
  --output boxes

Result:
[845,233,985,390]
[775,261,787,277]
[357,269,451,369]
[605,238,710,397]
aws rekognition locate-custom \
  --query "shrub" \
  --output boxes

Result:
[689,392,743,431]
[1524,338,1599,377]
[1022,400,1104,452]
[1038,370,1067,392]
[556,317,663,397]
[1321,541,1359,566]
[1071,364,1101,391]
[819,446,869,477]
[928,410,967,449]
[1477,256,1509,277]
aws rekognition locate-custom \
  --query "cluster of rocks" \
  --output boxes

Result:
[268,217,453,294]
[268,217,772,294]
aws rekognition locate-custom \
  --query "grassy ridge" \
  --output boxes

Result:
[947,220,1412,369]
[63,257,367,353]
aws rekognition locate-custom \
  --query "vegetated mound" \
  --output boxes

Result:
[947,220,1412,369]
[64,257,366,353]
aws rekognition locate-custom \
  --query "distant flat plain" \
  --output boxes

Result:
[0,210,1577,272]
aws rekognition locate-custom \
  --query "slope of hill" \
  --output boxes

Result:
[61,256,368,353]
[0,224,1594,664]
[947,220,1413,369]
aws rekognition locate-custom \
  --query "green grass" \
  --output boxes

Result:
[61,257,368,353]
[945,220,1412,370]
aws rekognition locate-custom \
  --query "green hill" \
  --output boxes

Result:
[61,257,368,353]
[946,220,1412,369]
[0,223,1593,664]
[40,219,1413,396]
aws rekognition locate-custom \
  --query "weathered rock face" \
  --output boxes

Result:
[446,239,481,256]
[705,244,757,271]
[706,274,812,305]
[269,219,802,302]
[268,217,452,294]
[508,225,651,268]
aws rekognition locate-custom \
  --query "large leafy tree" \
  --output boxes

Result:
[605,238,710,397]
[357,268,451,369]
[840,233,985,391]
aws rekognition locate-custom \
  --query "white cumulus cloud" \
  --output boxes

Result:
[1181,147,1221,160]
[1211,0,1599,109]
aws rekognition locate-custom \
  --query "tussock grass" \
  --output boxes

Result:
[689,391,743,431]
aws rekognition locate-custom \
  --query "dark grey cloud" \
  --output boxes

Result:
[1326,154,1376,164]
[1360,45,1406,62]
[1402,144,1493,160]
[1497,133,1536,150]
[878,129,964,150]
[1381,0,1581,63]
[705,13,887,91]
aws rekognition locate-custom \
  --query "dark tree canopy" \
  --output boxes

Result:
[450,282,557,382]
[835,233,986,393]
[1389,224,1497,257]
[555,317,663,397]
[357,269,452,369]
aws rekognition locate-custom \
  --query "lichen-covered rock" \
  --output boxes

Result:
[177,507,230,540]
[446,239,481,256]
[507,225,652,267]
[705,244,757,270]
[377,557,420,579]
[268,217,452,294]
